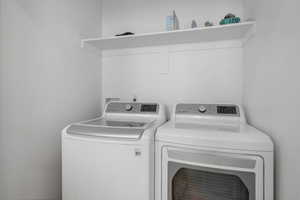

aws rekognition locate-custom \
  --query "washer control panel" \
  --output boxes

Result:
[106,102,159,114]
[176,104,240,117]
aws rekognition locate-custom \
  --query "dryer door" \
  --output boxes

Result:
[161,147,264,200]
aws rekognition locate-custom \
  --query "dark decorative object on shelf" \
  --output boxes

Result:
[225,13,236,19]
[115,32,135,37]
[204,21,214,27]
[191,20,198,28]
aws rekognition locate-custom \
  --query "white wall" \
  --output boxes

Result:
[102,0,245,113]
[103,43,244,113]
[0,1,102,200]
[243,0,300,199]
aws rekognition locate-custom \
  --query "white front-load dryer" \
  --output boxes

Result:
[62,102,166,200]
[155,103,273,200]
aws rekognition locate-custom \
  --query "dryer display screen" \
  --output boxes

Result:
[141,104,157,113]
[217,106,237,114]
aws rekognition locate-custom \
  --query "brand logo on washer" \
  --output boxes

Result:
[134,149,142,156]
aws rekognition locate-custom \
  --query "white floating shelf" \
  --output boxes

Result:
[81,21,256,50]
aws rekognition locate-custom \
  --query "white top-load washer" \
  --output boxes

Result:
[62,102,166,200]
[155,104,273,200]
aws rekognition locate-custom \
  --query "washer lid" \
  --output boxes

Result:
[156,121,274,152]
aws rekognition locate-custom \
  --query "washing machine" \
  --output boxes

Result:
[155,103,273,200]
[62,101,166,200]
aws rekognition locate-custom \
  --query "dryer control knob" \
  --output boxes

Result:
[198,106,207,113]
[125,104,133,111]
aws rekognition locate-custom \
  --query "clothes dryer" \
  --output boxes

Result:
[155,104,273,200]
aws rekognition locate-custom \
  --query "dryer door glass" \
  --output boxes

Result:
[170,166,252,200]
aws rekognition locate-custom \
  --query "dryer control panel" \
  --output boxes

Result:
[106,102,159,114]
[176,104,240,117]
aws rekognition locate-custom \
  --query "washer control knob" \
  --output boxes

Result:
[198,106,207,113]
[125,104,133,111]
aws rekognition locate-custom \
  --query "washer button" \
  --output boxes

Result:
[125,104,133,111]
[198,106,207,113]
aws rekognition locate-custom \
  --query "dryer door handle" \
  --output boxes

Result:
[167,149,262,172]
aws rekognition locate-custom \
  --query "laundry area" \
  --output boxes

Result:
[0,0,299,200]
